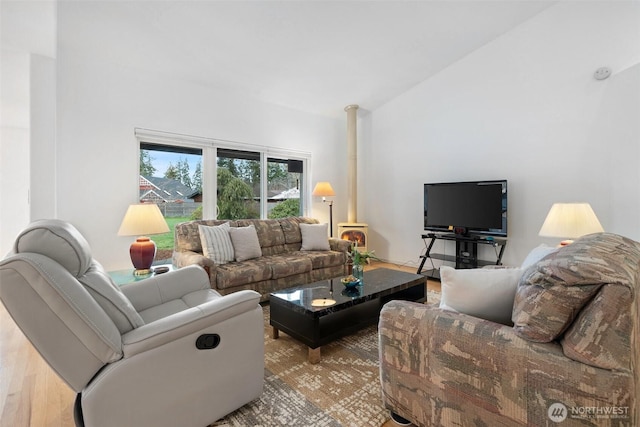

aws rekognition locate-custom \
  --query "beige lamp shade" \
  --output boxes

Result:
[539,203,604,240]
[312,181,335,237]
[118,204,170,236]
[312,182,335,197]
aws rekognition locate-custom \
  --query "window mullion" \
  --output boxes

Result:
[260,153,268,219]
[203,146,217,219]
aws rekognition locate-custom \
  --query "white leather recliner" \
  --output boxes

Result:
[0,219,264,427]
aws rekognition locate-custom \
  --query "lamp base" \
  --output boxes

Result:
[130,236,157,270]
[133,269,152,276]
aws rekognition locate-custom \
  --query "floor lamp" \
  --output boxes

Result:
[312,182,335,237]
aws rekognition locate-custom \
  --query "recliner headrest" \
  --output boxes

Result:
[14,219,93,277]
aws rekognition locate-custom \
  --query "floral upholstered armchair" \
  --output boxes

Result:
[379,233,639,426]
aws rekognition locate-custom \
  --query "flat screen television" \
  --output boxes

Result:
[423,180,507,237]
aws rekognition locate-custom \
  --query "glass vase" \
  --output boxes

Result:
[352,263,364,281]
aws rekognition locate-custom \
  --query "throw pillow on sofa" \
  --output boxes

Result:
[512,233,633,343]
[198,223,235,264]
[229,225,262,262]
[299,223,330,251]
[520,244,557,269]
[439,266,523,325]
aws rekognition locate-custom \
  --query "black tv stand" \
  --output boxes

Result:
[417,233,507,280]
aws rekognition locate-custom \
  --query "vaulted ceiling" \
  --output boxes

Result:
[8,1,556,118]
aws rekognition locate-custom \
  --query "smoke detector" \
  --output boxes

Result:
[594,67,611,80]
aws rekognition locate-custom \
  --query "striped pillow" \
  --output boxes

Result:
[198,223,234,264]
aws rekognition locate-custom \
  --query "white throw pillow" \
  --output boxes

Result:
[228,225,262,262]
[439,266,524,325]
[198,223,234,264]
[299,223,330,251]
[521,244,557,269]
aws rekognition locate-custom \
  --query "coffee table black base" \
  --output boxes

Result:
[270,269,426,363]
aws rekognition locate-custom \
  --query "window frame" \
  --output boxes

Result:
[135,128,311,220]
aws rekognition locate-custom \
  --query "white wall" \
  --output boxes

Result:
[0,51,31,256]
[55,9,345,269]
[1,0,57,255]
[30,54,57,221]
[361,1,640,268]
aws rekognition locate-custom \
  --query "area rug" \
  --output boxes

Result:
[214,290,441,427]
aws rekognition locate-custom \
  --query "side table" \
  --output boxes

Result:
[109,264,175,286]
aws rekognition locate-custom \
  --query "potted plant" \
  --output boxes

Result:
[347,242,379,280]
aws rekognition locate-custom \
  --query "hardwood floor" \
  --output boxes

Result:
[0,261,436,427]
[0,299,76,427]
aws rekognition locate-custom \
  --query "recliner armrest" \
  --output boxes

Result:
[122,289,260,357]
[121,265,212,312]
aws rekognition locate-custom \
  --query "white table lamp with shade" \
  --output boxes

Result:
[117,203,170,274]
[539,203,604,246]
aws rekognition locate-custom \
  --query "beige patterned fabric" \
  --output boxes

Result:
[379,232,639,427]
[513,232,640,343]
[561,283,634,370]
[173,217,350,301]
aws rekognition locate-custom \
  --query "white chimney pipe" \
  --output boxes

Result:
[345,104,359,224]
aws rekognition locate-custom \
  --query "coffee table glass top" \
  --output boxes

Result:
[270,268,425,317]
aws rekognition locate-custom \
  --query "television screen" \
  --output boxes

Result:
[424,180,507,237]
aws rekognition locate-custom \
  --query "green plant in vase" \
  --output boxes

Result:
[347,242,379,281]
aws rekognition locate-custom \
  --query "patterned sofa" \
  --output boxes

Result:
[379,232,639,427]
[173,217,350,301]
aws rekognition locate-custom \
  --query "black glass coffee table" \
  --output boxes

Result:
[269,267,426,363]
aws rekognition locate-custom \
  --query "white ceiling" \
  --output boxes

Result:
[32,1,557,118]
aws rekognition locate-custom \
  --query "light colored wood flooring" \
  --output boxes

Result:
[0,261,436,427]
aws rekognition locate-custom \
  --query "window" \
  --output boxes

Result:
[216,149,261,220]
[139,143,203,263]
[267,158,303,218]
[135,129,310,246]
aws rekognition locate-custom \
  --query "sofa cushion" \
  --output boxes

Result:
[266,254,312,279]
[280,217,318,251]
[175,219,236,253]
[439,266,523,325]
[236,219,285,256]
[215,259,272,290]
[512,233,638,343]
[229,225,263,262]
[198,223,234,264]
[300,223,330,251]
[79,261,145,333]
[299,250,346,270]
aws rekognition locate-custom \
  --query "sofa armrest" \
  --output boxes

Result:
[122,290,260,357]
[172,250,215,271]
[172,249,216,285]
[378,300,633,425]
[329,238,350,253]
[120,265,212,312]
